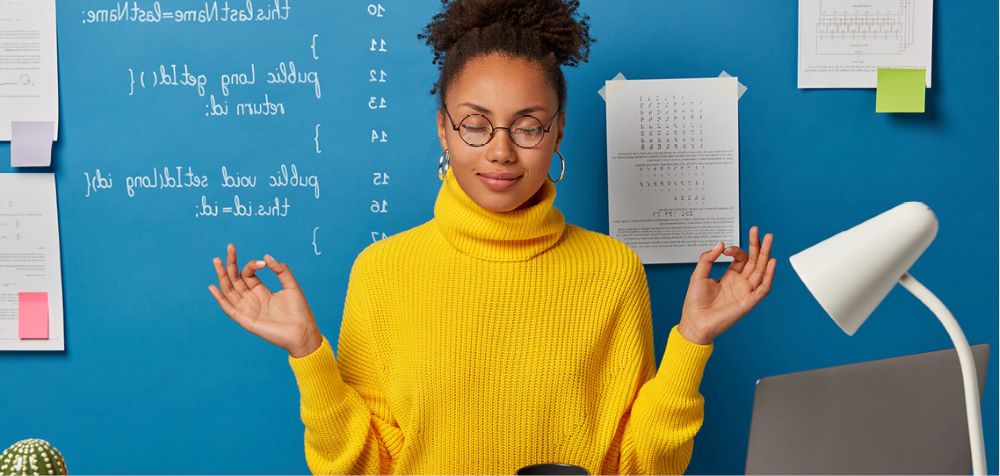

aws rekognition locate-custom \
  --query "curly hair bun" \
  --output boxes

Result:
[419,0,594,68]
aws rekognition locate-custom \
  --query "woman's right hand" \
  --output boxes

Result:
[208,243,322,358]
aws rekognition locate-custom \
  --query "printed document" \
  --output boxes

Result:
[798,0,933,88]
[606,77,740,264]
[0,173,64,350]
[0,0,59,140]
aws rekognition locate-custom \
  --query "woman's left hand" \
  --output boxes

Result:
[678,226,776,345]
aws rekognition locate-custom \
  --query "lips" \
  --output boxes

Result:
[478,172,523,191]
[478,172,523,180]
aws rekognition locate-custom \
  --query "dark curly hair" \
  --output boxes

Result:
[418,0,595,114]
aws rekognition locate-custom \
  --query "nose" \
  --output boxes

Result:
[486,128,517,164]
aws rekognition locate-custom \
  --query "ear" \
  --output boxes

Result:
[553,111,566,152]
[436,109,449,151]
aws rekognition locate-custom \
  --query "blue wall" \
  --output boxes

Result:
[0,1,995,474]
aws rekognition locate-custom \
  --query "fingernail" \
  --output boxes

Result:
[714,242,723,251]
[264,254,273,261]
[256,260,266,267]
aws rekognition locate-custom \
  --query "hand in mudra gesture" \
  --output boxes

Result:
[208,244,322,357]
[678,226,776,345]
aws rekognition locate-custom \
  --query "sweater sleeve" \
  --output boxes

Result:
[610,256,714,475]
[287,254,403,475]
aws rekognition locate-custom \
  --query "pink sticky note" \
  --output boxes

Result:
[11,121,54,167]
[18,292,49,339]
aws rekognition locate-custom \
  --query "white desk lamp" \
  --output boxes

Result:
[788,201,987,475]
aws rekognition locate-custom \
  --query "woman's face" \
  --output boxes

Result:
[436,53,565,212]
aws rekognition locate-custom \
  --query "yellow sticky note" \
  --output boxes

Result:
[876,68,926,113]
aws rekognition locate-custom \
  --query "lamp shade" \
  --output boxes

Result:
[789,202,938,336]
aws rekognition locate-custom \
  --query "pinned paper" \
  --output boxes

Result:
[598,72,627,101]
[18,292,49,339]
[719,71,748,99]
[11,121,54,167]
[605,77,740,264]
[798,0,933,88]
[876,68,926,113]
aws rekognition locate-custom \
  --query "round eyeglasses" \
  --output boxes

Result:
[443,107,561,148]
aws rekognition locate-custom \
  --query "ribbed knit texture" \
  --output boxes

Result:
[288,167,714,475]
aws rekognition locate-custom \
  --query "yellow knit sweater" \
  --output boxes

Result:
[288,167,714,475]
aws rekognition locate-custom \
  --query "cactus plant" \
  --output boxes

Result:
[0,439,67,475]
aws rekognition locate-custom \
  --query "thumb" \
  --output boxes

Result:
[264,254,301,291]
[691,242,725,283]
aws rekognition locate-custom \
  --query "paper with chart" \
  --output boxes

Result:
[0,173,64,351]
[0,0,60,140]
[605,77,739,264]
[798,0,933,88]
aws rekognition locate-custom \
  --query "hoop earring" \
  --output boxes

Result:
[547,150,566,183]
[438,149,450,181]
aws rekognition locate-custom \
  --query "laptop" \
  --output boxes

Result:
[745,343,990,475]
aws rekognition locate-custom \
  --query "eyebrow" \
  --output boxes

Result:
[456,102,550,116]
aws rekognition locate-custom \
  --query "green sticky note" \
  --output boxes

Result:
[876,68,926,113]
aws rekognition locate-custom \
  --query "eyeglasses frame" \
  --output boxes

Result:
[442,106,562,148]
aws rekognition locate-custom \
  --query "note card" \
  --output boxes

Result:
[876,68,926,113]
[18,292,49,339]
[11,121,55,167]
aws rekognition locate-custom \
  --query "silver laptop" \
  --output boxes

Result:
[745,344,990,475]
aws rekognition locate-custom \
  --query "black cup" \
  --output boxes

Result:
[516,463,589,475]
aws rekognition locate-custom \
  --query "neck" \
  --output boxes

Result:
[433,168,567,262]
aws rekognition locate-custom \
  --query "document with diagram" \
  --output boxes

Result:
[0,0,59,140]
[798,0,933,88]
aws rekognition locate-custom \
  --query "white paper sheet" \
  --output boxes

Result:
[0,173,64,350]
[798,0,933,88]
[606,77,740,264]
[0,0,59,140]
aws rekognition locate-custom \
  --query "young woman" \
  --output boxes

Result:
[208,0,776,474]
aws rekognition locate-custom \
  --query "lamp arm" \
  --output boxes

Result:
[898,272,987,476]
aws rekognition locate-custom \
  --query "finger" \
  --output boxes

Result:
[749,234,774,288]
[264,254,301,291]
[753,258,777,300]
[755,232,774,278]
[208,284,238,319]
[691,242,726,283]
[227,244,249,293]
[749,233,774,287]
[724,246,750,274]
[742,226,760,278]
[212,256,240,303]
[209,284,254,332]
[241,258,268,292]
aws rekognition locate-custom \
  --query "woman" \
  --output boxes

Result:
[208,0,776,474]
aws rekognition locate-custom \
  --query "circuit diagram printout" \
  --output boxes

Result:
[798,0,933,88]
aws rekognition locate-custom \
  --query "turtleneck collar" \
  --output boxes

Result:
[433,167,567,262]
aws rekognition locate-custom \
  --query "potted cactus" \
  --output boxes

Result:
[0,439,67,475]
